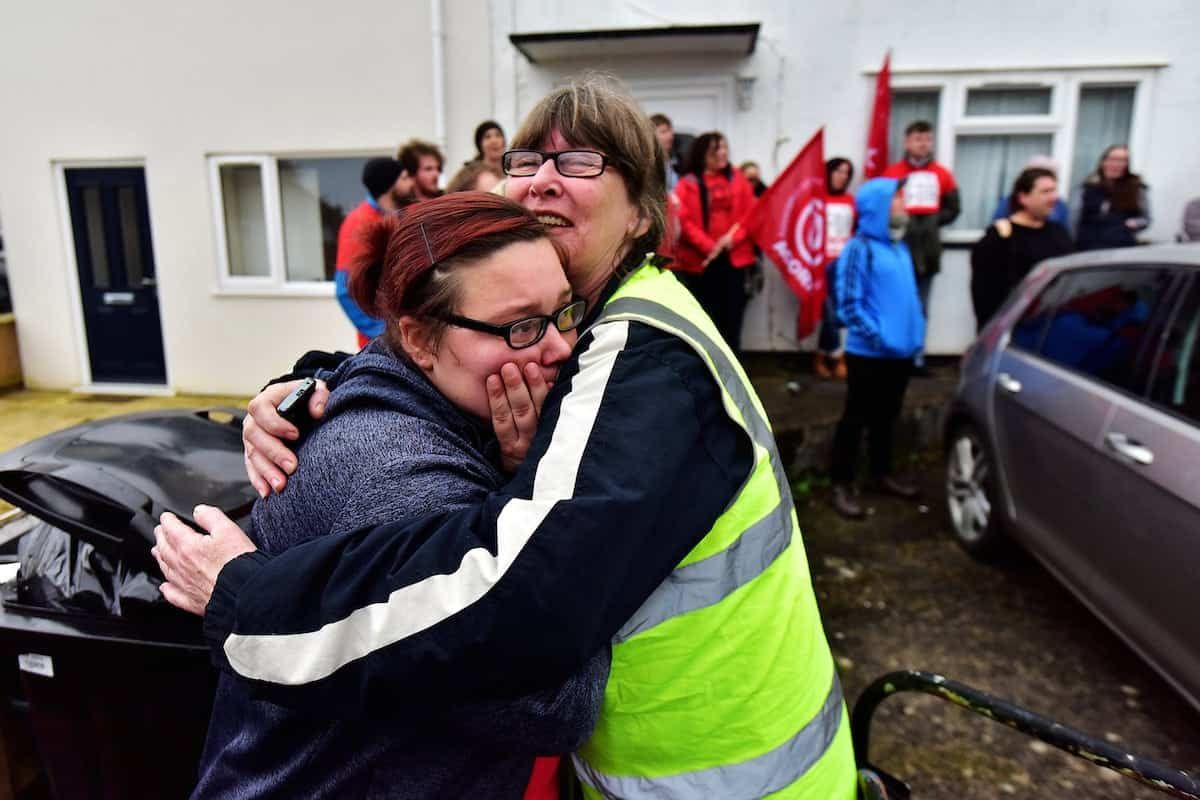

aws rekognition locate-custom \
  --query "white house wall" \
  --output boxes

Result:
[0,0,454,394]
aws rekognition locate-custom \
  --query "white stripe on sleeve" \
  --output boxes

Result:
[223,321,632,685]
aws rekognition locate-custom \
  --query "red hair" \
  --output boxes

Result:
[348,192,563,348]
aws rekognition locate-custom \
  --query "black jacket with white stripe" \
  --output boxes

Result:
[205,315,754,718]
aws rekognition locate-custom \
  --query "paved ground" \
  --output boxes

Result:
[796,454,1200,798]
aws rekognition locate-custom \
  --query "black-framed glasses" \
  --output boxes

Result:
[502,149,608,178]
[441,299,588,349]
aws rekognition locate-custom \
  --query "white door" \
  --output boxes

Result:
[628,80,727,141]
[630,79,727,180]
[630,79,795,351]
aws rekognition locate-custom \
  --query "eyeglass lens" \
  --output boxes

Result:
[504,151,604,177]
[508,300,586,348]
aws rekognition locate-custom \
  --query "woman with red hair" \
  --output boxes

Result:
[192,192,605,800]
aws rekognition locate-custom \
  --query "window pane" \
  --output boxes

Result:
[117,186,145,287]
[952,134,1053,230]
[219,164,270,277]
[888,90,940,169]
[1011,273,1073,351]
[1071,86,1134,192]
[965,87,1052,116]
[278,157,371,282]
[1036,268,1174,394]
[82,186,111,289]
[1148,281,1200,426]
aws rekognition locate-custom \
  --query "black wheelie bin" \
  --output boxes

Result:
[0,408,257,800]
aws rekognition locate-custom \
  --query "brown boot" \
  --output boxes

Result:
[814,353,833,379]
[833,355,848,380]
[831,483,865,520]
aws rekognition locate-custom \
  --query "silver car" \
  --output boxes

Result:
[944,243,1200,710]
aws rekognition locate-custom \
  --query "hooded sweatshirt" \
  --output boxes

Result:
[195,338,608,800]
[834,178,926,360]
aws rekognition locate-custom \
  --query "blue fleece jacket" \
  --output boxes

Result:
[835,178,926,359]
[194,339,608,799]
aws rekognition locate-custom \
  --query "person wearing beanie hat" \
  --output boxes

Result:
[335,158,415,348]
[472,120,505,169]
[361,157,407,201]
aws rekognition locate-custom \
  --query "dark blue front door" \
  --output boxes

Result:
[65,167,166,384]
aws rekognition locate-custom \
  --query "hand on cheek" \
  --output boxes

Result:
[486,361,554,473]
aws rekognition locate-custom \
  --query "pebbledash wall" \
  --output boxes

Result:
[0,0,1196,393]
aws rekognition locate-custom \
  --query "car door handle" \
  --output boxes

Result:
[997,373,1022,394]
[1104,432,1154,466]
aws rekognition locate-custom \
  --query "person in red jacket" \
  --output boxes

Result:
[335,158,415,348]
[673,131,756,352]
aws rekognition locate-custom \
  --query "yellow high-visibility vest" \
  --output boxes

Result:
[573,260,857,799]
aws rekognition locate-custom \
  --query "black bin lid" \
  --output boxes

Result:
[0,408,256,572]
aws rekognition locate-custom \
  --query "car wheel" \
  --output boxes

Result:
[945,423,1006,559]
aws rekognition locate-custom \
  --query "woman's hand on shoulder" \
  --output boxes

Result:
[488,362,548,473]
[243,379,330,497]
[152,506,257,616]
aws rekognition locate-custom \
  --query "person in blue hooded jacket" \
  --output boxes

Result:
[829,177,926,519]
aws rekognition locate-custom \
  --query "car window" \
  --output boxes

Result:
[1147,278,1200,426]
[1016,267,1176,394]
[1010,273,1075,351]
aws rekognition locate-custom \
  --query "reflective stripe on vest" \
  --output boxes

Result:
[575,674,845,800]
[573,265,855,800]
[607,295,794,643]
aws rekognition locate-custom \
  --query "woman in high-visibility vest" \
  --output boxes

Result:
[154,75,857,799]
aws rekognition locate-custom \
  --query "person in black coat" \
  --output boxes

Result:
[971,167,1074,332]
[1071,145,1151,250]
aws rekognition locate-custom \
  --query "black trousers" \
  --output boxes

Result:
[830,354,912,483]
[682,254,748,353]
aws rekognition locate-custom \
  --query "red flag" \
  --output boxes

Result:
[740,129,827,338]
[864,51,891,179]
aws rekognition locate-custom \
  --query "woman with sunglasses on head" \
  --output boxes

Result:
[192,192,606,800]
[157,76,855,799]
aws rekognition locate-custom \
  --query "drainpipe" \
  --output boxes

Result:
[430,0,447,157]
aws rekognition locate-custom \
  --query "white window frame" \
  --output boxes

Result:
[885,65,1160,243]
[208,152,383,296]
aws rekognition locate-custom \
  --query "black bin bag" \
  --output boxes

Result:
[0,408,258,799]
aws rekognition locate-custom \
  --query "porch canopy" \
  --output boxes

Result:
[509,23,760,64]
